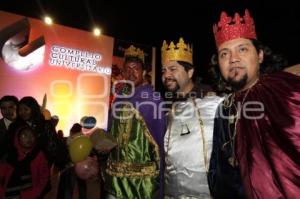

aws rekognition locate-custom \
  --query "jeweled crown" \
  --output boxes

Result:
[124,45,145,63]
[213,9,257,47]
[161,38,193,65]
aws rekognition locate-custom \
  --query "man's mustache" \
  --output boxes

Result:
[229,65,245,73]
[164,77,177,83]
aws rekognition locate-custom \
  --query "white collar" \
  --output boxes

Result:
[3,118,12,130]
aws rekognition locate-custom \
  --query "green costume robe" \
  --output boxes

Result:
[105,104,160,199]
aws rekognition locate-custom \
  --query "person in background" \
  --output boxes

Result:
[0,95,18,159]
[57,123,87,199]
[0,125,49,198]
[8,96,68,168]
[6,96,69,197]
[105,45,166,199]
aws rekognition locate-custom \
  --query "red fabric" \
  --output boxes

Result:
[0,152,49,199]
[213,10,257,47]
[0,129,50,199]
[235,71,300,199]
[21,152,49,199]
[0,164,13,198]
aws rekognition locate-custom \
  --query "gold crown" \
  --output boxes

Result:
[161,38,193,65]
[124,45,145,63]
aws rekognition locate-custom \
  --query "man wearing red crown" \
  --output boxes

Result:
[161,38,223,198]
[208,9,300,199]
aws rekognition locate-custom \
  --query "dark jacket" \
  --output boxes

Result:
[208,104,246,199]
[0,118,8,159]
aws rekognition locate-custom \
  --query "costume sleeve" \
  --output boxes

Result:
[136,96,166,150]
[236,71,300,198]
[136,95,167,199]
[207,105,221,197]
[208,103,246,199]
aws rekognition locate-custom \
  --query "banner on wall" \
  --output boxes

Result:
[0,11,114,135]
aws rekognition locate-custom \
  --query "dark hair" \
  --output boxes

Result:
[250,39,288,73]
[0,95,18,106]
[17,125,36,138]
[177,61,194,72]
[124,56,144,69]
[18,96,43,122]
[177,61,196,81]
[57,130,64,138]
[70,123,82,135]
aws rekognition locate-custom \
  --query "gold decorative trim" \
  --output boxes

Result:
[192,98,208,174]
[106,160,159,177]
[107,105,161,177]
[133,107,160,167]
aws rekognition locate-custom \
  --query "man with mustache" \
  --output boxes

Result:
[105,45,166,199]
[208,9,300,199]
[161,38,223,198]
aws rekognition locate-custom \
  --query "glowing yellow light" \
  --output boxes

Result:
[93,28,101,36]
[44,16,53,25]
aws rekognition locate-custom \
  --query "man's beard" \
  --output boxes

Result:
[227,74,248,91]
[164,78,180,92]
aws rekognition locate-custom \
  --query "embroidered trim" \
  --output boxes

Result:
[108,104,160,177]
[106,160,159,177]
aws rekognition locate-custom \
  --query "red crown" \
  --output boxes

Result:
[213,9,257,47]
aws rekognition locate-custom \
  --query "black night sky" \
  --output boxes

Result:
[1,0,300,86]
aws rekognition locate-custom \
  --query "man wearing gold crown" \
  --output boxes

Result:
[104,45,166,199]
[208,9,300,199]
[161,38,223,198]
